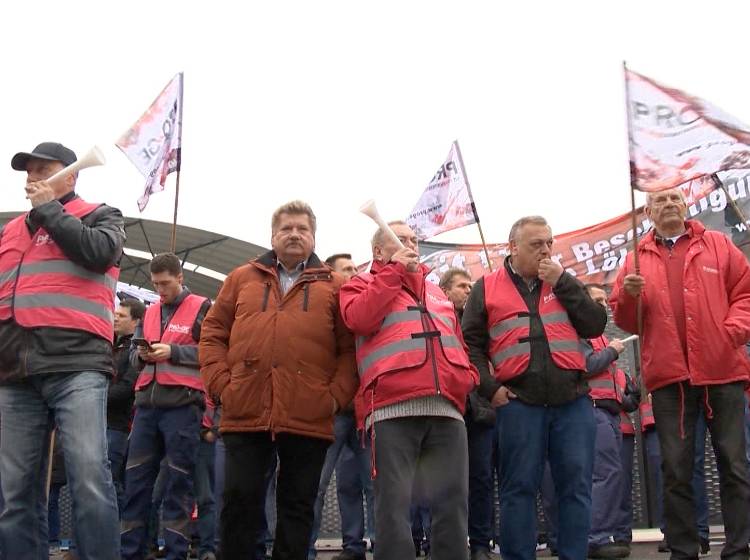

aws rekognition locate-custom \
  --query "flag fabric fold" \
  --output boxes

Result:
[406,140,477,240]
[626,68,750,192]
[116,73,183,211]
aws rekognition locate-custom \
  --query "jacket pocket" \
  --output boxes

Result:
[222,359,266,421]
[290,362,334,423]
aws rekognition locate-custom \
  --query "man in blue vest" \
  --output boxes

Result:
[120,252,212,560]
[0,142,125,559]
[462,215,606,560]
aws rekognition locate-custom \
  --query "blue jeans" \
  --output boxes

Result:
[589,407,624,546]
[308,413,373,559]
[613,434,635,543]
[192,438,216,556]
[108,428,129,518]
[0,371,120,560]
[466,414,494,552]
[215,437,277,560]
[495,396,595,560]
[121,405,201,560]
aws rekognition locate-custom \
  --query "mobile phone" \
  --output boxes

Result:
[132,338,155,352]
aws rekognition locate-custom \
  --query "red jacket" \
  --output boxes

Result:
[610,221,750,392]
[340,260,478,428]
[587,335,623,403]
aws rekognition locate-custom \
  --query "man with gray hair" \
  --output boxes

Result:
[340,220,478,560]
[200,200,358,560]
[611,188,750,560]
[462,215,606,560]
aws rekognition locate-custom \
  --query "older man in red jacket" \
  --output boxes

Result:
[340,220,478,560]
[611,187,750,560]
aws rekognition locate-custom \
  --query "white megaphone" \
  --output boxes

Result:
[46,145,106,183]
[359,199,404,249]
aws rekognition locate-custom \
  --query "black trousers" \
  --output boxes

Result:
[219,431,329,560]
[652,381,750,560]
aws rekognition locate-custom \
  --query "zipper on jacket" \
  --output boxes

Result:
[14,236,36,377]
[261,282,271,312]
[302,283,310,312]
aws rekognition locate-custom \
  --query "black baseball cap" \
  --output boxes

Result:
[11,142,77,171]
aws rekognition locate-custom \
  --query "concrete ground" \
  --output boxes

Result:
[49,529,726,559]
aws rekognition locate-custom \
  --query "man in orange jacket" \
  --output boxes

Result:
[611,188,750,560]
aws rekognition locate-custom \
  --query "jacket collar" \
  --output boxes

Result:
[255,250,325,273]
[641,220,704,253]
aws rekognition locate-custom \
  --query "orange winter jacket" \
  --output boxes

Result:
[199,251,358,441]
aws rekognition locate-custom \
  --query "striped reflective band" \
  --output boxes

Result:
[18,260,117,290]
[0,268,16,286]
[490,316,528,338]
[381,310,421,329]
[359,338,426,373]
[155,363,202,378]
[429,312,454,330]
[491,341,531,367]
[14,293,114,323]
[549,340,587,353]
[541,311,570,324]
[589,379,615,388]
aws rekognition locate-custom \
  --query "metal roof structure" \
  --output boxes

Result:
[0,212,268,299]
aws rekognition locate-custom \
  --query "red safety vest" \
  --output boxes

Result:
[135,293,207,392]
[484,267,585,382]
[639,402,655,432]
[587,335,624,403]
[620,411,635,435]
[0,197,119,341]
[355,274,472,388]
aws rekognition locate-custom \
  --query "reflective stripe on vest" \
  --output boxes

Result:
[588,335,623,402]
[485,267,585,382]
[136,293,206,392]
[355,276,470,385]
[0,198,119,340]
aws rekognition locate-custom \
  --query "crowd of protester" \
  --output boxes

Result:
[1,143,750,560]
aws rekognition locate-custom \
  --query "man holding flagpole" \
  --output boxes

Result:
[611,188,750,560]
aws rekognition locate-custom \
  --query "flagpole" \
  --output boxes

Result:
[623,61,647,402]
[453,140,493,272]
[170,73,184,253]
[711,172,750,230]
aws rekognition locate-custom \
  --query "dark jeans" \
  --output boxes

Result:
[48,483,64,544]
[121,405,202,560]
[192,438,216,556]
[466,414,494,552]
[653,381,750,560]
[373,416,469,560]
[220,432,328,560]
[308,413,374,558]
[613,434,635,544]
[107,428,130,518]
[589,407,624,546]
[495,395,595,560]
[214,437,277,559]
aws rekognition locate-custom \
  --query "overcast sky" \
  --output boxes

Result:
[2,0,748,265]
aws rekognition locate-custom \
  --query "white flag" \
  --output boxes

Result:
[406,141,477,240]
[116,73,183,211]
[626,68,750,192]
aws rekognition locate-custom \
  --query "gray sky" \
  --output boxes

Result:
[2,0,748,264]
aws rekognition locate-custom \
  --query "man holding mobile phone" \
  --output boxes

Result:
[120,253,212,560]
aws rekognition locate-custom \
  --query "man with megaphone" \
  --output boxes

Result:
[0,142,124,559]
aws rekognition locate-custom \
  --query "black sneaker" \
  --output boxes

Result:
[658,539,670,553]
[332,550,367,560]
[700,537,711,556]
